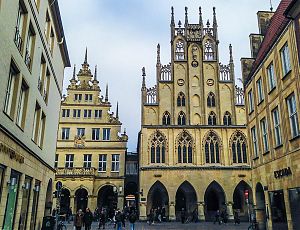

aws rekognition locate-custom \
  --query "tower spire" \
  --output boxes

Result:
[105,84,109,102]
[116,102,119,119]
[72,64,76,80]
[213,7,217,26]
[229,44,233,63]
[142,67,146,90]
[184,7,188,27]
[157,43,161,65]
[171,6,175,26]
[199,7,203,27]
[94,65,98,81]
[84,47,88,64]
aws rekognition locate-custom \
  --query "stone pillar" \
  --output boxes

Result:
[89,195,97,212]
[283,189,293,230]
[169,202,176,221]
[197,202,205,221]
[70,195,75,213]
[139,202,147,220]
[227,202,234,221]
[117,195,124,210]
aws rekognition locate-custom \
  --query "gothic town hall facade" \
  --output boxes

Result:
[138,7,252,221]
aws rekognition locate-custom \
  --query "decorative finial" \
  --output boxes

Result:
[94,65,98,81]
[199,7,203,26]
[105,84,108,102]
[229,44,233,63]
[206,20,210,28]
[213,7,217,26]
[142,67,146,89]
[84,47,88,64]
[184,7,188,27]
[124,128,126,134]
[171,6,175,26]
[270,0,273,11]
[116,102,119,119]
[72,64,76,80]
[178,20,182,28]
[157,43,161,65]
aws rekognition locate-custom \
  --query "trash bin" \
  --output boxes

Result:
[41,216,55,230]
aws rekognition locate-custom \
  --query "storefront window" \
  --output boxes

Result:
[269,190,288,230]
[29,180,41,229]
[0,165,5,203]
[3,170,21,230]
[18,176,32,230]
[289,188,300,229]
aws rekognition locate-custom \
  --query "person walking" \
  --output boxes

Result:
[74,209,84,230]
[83,208,93,230]
[180,208,186,224]
[214,210,221,225]
[234,210,240,225]
[67,207,73,223]
[115,210,123,230]
[129,211,137,230]
[98,210,106,229]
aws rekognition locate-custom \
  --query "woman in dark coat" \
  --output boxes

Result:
[83,208,93,230]
[74,209,84,230]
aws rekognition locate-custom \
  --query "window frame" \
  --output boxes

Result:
[111,154,120,172]
[286,94,299,138]
[98,154,107,172]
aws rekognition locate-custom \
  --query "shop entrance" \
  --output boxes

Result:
[289,188,300,230]
[75,188,88,212]
[255,183,266,230]
[233,180,253,221]
[97,185,118,217]
[269,190,288,230]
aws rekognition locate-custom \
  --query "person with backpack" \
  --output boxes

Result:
[129,211,137,230]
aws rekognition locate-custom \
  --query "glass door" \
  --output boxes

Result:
[18,176,32,230]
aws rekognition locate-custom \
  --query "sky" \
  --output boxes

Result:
[58,0,280,152]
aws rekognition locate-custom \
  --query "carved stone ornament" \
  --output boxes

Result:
[177,79,185,86]
[206,79,214,86]
[74,135,86,148]
[191,60,199,68]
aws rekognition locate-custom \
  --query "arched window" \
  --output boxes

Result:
[177,131,193,163]
[150,131,166,164]
[231,132,247,163]
[205,131,220,163]
[162,112,171,125]
[177,92,186,106]
[178,111,186,125]
[208,112,216,125]
[204,40,214,60]
[207,92,216,107]
[223,111,232,126]
[175,40,185,61]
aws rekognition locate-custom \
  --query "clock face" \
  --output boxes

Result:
[177,79,185,86]
[207,79,214,86]
[191,61,199,68]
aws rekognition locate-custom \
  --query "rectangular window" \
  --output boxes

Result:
[272,107,282,146]
[43,70,50,103]
[73,109,81,118]
[85,94,92,101]
[25,24,35,69]
[38,112,46,148]
[29,180,40,229]
[112,154,120,172]
[95,110,102,118]
[260,118,269,153]
[49,28,54,53]
[16,80,28,128]
[32,103,41,143]
[62,128,70,140]
[4,63,19,118]
[98,154,107,172]
[38,57,46,93]
[83,154,92,168]
[251,126,258,158]
[267,62,276,91]
[92,128,100,140]
[280,43,291,76]
[248,89,254,113]
[256,78,264,103]
[44,11,50,39]
[62,109,70,117]
[84,109,92,118]
[77,128,85,137]
[287,94,299,138]
[65,154,74,168]
[103,128,111,141]
[14,3,26,52]
[18,176,32,230]
[54,154,58,168]
[74,94,82,101]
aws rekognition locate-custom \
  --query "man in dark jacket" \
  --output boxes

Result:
[115,210,123,230]
[83,208,93,230]
[98,209,106,229]
[180,208,186,224]
[129,211,137,230]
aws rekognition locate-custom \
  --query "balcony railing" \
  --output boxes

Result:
[56,167,95,176]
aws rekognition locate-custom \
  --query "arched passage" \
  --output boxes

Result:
[204,181,226,221]
[175,181,197,220]
[44,179,53,216]
[97,185,118,218]
[75,188,88,212]
[233,180,253,221]
[60,188,70,214]
[147,181,169,216]
[255,183,266,230]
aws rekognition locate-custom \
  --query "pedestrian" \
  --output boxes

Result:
[148,209,154,225]
[192,208,198,223]
[98,209,106,229]
[83,208,93,230]
[180,208,186,224]
[74,209,84,230]
[234,210,240,225]
[222,209,228,224]
[115,210,123,230]
[161,206,166,221]
[214,210,221,225]
[129,211,137,230]
[52,208,56,217]
[67,207,73,223]
[121,210,126,228]
[157,207,162,223]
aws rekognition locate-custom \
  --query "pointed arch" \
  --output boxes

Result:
[230,131,247,164]
[207,92,216,107]
[192,94,200,107]
[203,131,221,163]
[208,111,217,125]
[162,111,171,125]
[193,113,201,125]
[178,111,186,125]
[176,131,193,163]
[149,131,167,164]
[192,75,199,87]
[233,180,253,213]
[223,111,232,126]
[177,92,186,106]
[147,181,169,214]
[175,181,197,216]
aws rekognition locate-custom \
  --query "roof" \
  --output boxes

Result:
[249,0,292,79]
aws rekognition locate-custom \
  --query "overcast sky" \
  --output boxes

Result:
[59,0,280,151]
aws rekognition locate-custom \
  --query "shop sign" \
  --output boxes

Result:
[274,167,292,179]
[0,142,24,163]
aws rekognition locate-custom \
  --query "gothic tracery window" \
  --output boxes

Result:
[162,111,171,125]
[223,111,232,126]
[175,40,185,61]
[177,92,186,106]
[205,131,220,164]
[178,111,186,125]
[207,92,216,107]
[177,131,193,163]
[204,40,215,61]
[208,112,217,125]
[150,131,166,164]
[231,132,247,164]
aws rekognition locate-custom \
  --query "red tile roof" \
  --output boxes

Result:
[249,0,292,77]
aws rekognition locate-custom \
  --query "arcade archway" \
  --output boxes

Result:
[204,181,226,221]
[175,181,197,219]
[233,180,253,221]
[97,185,118,217]
[147,181,169,216]
[255,183,266,230]
[60,188,71,214]
[75,188,88,212]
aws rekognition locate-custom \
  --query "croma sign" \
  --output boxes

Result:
[274,167,292,179]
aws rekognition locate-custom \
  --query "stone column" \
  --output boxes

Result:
[70,195,75,214]
[89,195,97,212]
[117,195,124,210]
[169,202,176,221]
[139,202,147,220]
[227,202,234,221]
[283,189,293,230]
[197,202,205,221]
